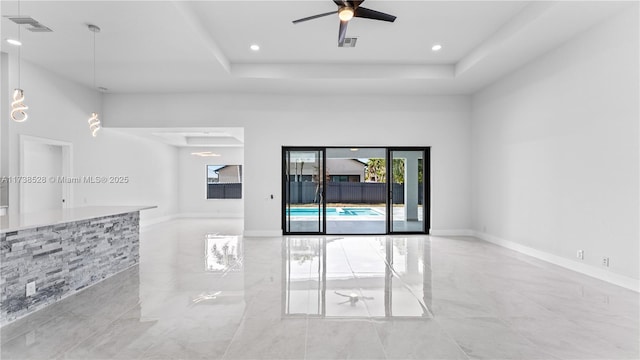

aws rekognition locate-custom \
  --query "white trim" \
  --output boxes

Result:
[473,231,639,292]
[243,229,282,237]
[177,212,243,219]
[430,229,474,236]
[139,213,244,231]
[139,214,179,231]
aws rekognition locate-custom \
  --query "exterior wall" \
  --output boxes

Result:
[326,159,365,180]
[0,212,140,324]
[217,165,242,183]
[287,159,365,180]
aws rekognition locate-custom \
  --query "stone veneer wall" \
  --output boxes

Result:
[0,211,140,324]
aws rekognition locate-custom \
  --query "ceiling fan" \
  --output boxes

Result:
[292,0,396,47]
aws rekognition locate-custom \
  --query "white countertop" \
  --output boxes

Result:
[0,206,157,234]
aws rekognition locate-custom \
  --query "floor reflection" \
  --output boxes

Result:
[283,236,432,318]
[206,234,243,273]
[1,219,638,360]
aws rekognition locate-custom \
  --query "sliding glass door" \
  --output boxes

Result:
[283,147,429,235]
[283,148,326,234]
[388,148,429,233]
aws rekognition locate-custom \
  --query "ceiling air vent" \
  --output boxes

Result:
[338,37,358,48]
[4,16,53,32]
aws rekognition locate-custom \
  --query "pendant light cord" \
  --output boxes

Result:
[92,29,96,89]
[17,0,21,89]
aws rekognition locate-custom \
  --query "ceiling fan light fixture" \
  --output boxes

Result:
[339,7,354,21]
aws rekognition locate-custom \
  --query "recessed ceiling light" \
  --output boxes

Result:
[6,38,22,46]
[431,44,442,52]
[350,148,359,152]
[191,151,221,157]
[250,44,260,51]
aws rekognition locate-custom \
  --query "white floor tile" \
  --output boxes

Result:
[1,219,637,360]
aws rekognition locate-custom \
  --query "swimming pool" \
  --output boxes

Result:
[287,207,382,217]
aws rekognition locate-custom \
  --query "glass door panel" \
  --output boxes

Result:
[325,147,386,235]
[389,149,426,233]
[283,148,326,234]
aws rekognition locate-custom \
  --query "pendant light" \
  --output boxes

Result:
[87,24,101,137]
[10,0,28,122]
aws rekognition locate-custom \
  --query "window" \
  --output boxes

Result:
[329,175,360,182]
[207,165,242,199]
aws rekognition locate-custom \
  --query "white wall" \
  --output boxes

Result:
[471,8,639,282]
[3,60,179,224]
[178,146,244,217]
[104,93,472,236]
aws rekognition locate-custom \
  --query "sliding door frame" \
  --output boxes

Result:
[282,146,430,235]
[386,147,431,234]
[282,147,327,235]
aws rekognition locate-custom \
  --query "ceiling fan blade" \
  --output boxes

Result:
[338,20,349,46]
[354,7,396,22]
[347,0,365,9]
[292,10,338,24]
[333,0,349,7]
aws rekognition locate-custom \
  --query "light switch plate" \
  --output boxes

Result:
[26,281,36,297]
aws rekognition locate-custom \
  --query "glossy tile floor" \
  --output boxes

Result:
[1,219,638,359]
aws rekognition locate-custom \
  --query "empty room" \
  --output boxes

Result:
[0,1,638,359]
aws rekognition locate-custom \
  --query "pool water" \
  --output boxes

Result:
[287,207,382,217]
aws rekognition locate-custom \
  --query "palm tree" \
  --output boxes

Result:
[365,158,406,183]
[365,158,386,182]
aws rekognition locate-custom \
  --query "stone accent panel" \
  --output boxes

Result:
[0,211,140,325]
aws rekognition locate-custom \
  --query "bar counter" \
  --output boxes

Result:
[0,206,155,325]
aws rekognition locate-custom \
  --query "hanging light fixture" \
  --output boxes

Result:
[87,24,101,137]
[10,0,28,122]
[11,89,28,122]
[88,112,100,137]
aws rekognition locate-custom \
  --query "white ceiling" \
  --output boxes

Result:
[1,1,633,96]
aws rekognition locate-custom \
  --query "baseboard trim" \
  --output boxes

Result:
[176,212,243,219]
[430,229,474,236]
[140,214,179,231]
[243,230,283,237]
[472,231,639,292]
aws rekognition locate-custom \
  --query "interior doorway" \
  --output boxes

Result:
[20,135,73,214]
[282,146,430,235]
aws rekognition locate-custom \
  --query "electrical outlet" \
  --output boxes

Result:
[25,330,36,346]
[25,281,36,297]
[602,257,610,267]
[577,250,584,260]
